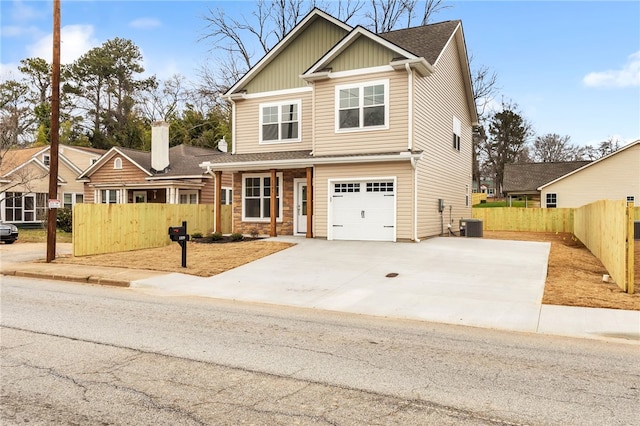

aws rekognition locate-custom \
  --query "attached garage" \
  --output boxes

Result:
[329,179,396,241]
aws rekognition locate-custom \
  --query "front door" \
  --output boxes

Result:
[295,180,307,234]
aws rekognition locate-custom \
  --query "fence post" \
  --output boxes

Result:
[626,205,635,294]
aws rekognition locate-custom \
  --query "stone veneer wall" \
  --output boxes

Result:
[232,169,307,236]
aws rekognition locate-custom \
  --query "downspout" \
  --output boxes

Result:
[405,63,413,151]
[229,98,237,154]
[407,64,419,242]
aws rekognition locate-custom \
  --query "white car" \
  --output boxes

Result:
[0,222,19,244]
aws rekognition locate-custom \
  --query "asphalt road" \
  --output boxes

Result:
[1,276,639,425]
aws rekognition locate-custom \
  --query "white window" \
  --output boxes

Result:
[43,154,50,166]
[221,187,232,205]
[100,189,120,204]
[114,158,122,169]
[452,116,461,151]
[627,196,635,205]
[465,184,469,207]
[242,173,282,221]
[3,192,47,222]
[546,193,557,208]
[259,100,301,143]
[63,193,84,209]
[335,80,388,131]
[179,191,198,204]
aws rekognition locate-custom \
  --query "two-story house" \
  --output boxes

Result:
[1,144,105,226]
[199,9,477,241]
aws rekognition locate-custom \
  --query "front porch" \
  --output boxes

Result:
[213,167,313,238]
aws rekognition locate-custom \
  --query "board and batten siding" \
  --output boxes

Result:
[313,162,414,240]
[243,19,348,94]
[313,70,409,156]
[541,143,640,208]
[234,90,313,154]
[413,33,473,237]
[327,36,398,72]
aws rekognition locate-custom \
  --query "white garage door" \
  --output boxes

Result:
[330,180,395,241]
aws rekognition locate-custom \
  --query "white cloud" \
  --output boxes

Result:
[11,0,44,22]
[0,63,20,82]
[129,18,162,30]
[27,25,99,64]
[583,51,640,88]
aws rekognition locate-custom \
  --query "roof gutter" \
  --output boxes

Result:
[199,152,422,172]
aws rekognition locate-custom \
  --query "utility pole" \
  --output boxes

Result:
[46,0,61,262]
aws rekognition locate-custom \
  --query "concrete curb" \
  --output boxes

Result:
[3,269,131,287]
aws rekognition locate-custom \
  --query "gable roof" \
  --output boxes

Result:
[303,25,434,78]
[0,147,43,177]
[537,139,640,190]
[224,8,352,97]
[378,20,461,65]
[503,161,592,193]
[1,144,106,178]
[79,144,223,180]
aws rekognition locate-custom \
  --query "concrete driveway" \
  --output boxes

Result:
[133,237,551,332]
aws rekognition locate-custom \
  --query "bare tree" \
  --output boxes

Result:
[531,133,584,162]
[137,74,188,122]
[407,0,452,27]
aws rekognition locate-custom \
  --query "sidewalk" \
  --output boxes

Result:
[2,241,638,345]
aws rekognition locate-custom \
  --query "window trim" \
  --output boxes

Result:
[114,158,122,169]
[178,190,198,204]
[63,192,84,209]
[99,189,120,204]
[335,79,389,133]
[452,116,461,151]
[546,193,557,208]
[241,172,283,222]
[221,187,233,205]
[258,100,302,144]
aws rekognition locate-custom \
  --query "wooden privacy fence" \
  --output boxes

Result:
[573,200,634,293]
[472,207,574,233]
[73,204,217,256]
[472,193,487,205]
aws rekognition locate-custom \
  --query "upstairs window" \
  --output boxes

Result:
[43,154,50,166]
[452,116,461,151]
[260,101,301,143]
[546,193,557,208]
[336,80,388,131]
[114,158,122,169]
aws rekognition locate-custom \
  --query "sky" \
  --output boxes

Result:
[1,0,639,148]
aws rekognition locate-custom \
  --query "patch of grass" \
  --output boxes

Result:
[18,228,72,243]
[473,200,529,208]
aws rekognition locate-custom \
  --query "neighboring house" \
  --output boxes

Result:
[0,144,104,226]
[77,122,232,207]
[503,161,591,206]
[473,178,496,198]
[199,9,477,241]
[538,140,640,208]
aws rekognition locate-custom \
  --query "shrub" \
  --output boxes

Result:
[56,207,73,233]
[249,228,259,239]
[191,232,203,239]
[230,233,244,241]
[210,232,223,241]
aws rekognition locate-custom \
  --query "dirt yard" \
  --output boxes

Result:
[54,232,640,311]
[485,231,639,311]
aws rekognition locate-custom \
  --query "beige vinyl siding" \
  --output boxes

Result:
[58,161,86,198]
[60,147,101,172]
[313,161,414,240]
[244,19,348,93]
[327,36,399,72]
[541,144,640,208]
[3,163,49,194]
[234,91,313,154]
[313,70,408,156]
[413,33,473,238]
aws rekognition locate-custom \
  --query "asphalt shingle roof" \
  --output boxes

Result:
[503,161,591,193]
[116,145,224,177]
[379,20,460,64]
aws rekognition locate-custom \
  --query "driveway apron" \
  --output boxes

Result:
[133,237,551,332]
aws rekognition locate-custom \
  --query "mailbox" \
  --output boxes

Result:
[168,225,190,242]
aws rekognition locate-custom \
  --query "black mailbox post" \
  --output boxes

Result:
[168,221,190,267]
